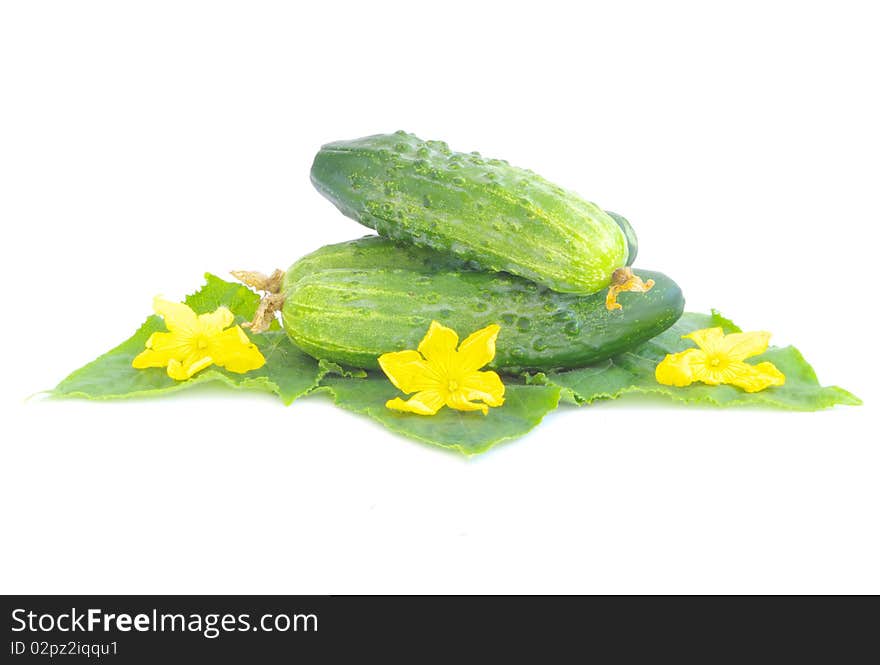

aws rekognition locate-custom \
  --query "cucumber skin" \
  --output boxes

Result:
[282,237,684,372]
[607,211,638,266]
[310,131,628,295]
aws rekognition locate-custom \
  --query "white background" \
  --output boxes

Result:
[1,1,877,594]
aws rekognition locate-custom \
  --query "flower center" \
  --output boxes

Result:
[447,379,460,392]
[196,336,209,350]
[706,354,726,369]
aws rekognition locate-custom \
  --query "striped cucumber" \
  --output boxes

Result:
[280,237,683,372]
[310,131,632,294]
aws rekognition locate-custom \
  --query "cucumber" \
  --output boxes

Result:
[310,131,630,294]
[281,237,684,372]
[284,235,466,285]
[606,211,638,266]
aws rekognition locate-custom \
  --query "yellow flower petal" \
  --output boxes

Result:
[166,359,189,381]
[197,306,235,335]
[719,360,785,393]
[143,330,191,356]
[208,326,265,374]
[132,330,194,371]
[456,324,501,373]
[460,370,506,407]
[167,355,213,380]
[716,330,771,362]
[380,321,506,416]
[132,348,174,369]
[386,389,446,415]
[378,349,442,394]
[417,321,458,370]
[446,391,491,415]
[752,362,786,387]
[655,349,701,387]
[153,296,199,335]
[134,297,265,381]
[656,326,786,393]
[682,327,725,353]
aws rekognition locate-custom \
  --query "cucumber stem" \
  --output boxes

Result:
[231,269,286,333]
[605,267,655,311]
[230,269,284,294]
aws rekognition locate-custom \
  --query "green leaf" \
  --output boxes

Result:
[317,359,368,379]
[706,308,742,334]
[53,274,322,404]
[537,311,861,410]
[317,374,561,455]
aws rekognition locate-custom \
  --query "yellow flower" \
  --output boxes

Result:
[378,321,506,416]
[655,327,785,393]
[132,297,265,381]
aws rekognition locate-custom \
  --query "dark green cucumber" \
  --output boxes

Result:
[310,131,631,294]
[607,211,638,266]
[281,237,683,372]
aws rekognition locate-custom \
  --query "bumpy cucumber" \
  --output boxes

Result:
[310,131,630,294]
[281,237,683,372]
